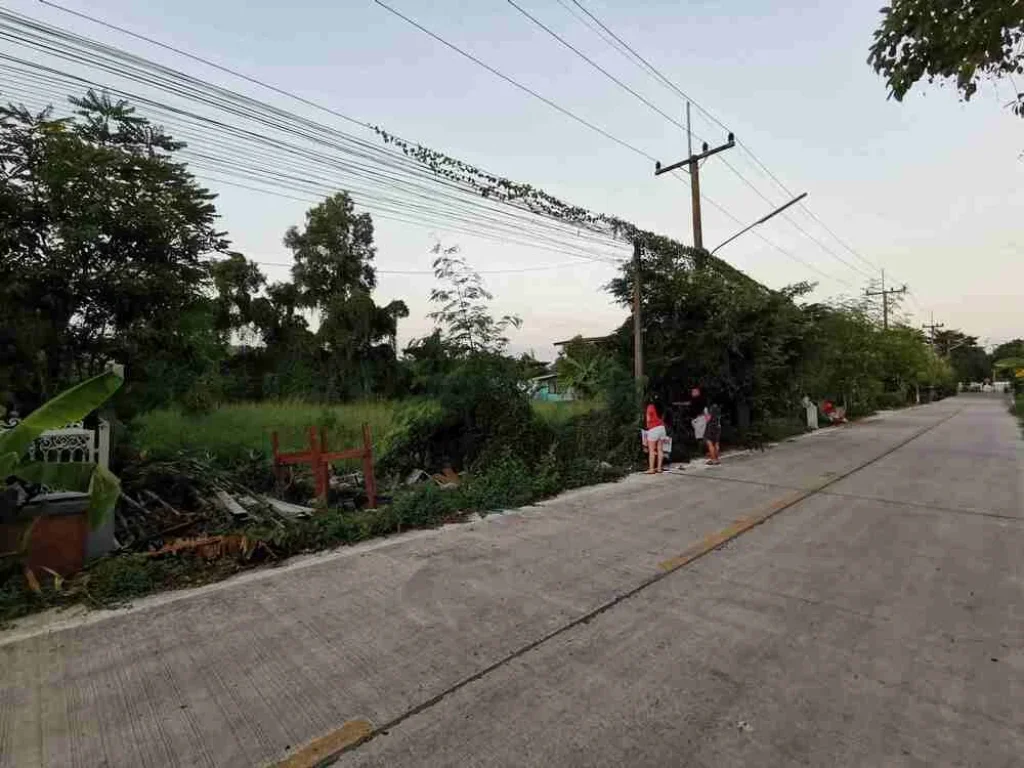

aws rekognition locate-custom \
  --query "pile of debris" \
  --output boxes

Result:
[114,454,315,558]
[405,466,462,490]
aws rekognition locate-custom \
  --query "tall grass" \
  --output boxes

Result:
[133,400,402,464]
[530,399,600,425]
[133,398,602,466]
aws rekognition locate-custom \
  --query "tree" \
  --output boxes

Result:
[427,243,521,356]
[607,244,815,424]
[991,338,1024,362]
[282,192,408,398]
[210,253,266,340]
[555,337,614,400]
[868,0,1024,117]
[0,91,229,409]
[991,338,1024,385]
[932,329,991,383]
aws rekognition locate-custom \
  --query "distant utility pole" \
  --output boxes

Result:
[922,313,944,347]
[632,238,643,383]
[654,102,735,251]
[864,269,906,330]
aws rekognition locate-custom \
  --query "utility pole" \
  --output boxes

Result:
[864,269,906,330]
[632,238,643,383]
[686,103,702,250]
[922,313,944,348]
[654,103,735,251]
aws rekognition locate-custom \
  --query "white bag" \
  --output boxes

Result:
[691,415,707,440]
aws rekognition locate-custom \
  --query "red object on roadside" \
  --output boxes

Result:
[271,424,378,508]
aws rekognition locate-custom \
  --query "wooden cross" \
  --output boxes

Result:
[271,424,377,509]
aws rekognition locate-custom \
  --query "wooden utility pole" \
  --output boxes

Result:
[632,238,643,382]
[923,313,944,347]
[686,103,703,250]
[654,103,735,253]
[864,269,906,330]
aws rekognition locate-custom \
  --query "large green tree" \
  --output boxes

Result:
[608,244,814,424]
[933,329,992,383]
[282,192,408,398]
[868,0,1024,117]
[0,91,229,409]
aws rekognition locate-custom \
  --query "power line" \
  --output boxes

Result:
[0,20,630,269]
[38,0,369,130]
[504,0,701,140]
[0,8,619,248]
[373,0,655,161]
[5,74,625,267]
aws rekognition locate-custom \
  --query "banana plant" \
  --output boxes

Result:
[0,371,123,530]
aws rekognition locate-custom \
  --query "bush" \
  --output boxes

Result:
[461,454,537,511]
[389,484,457,527]
[876,391,909,410]
[376,399,447,478]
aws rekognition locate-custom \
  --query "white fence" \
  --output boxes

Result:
[1,417,114,557]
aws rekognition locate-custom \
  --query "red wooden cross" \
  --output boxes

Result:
[270,424,377,509]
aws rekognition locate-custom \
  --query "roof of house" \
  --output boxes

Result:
[553,335,613,347]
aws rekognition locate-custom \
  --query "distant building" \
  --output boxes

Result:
[529,367,574,402]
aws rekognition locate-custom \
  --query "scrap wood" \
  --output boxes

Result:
[237,494,313,519]
[121,494,150,515]
[213,489,250,518]
[142,490,184,517]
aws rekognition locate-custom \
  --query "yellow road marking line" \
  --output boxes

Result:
[657,490,808,572]
[269,719,374,768]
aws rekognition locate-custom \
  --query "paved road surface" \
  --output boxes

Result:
[1,395,1021,767]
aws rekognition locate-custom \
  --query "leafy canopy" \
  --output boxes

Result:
[0,90,228,408]
[868,0,1024,116]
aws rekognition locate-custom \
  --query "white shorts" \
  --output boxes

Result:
[645,425,666,443]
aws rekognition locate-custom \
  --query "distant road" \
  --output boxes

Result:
[1,395,1021,767]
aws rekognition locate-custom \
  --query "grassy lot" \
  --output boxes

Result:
[132,400,403,464]
[133,398,601,463]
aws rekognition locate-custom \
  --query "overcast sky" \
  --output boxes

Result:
[6,0,1023,359]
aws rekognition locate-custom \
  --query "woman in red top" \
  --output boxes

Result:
[644,397,666,474]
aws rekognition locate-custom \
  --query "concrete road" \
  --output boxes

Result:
[1,395,1020,767]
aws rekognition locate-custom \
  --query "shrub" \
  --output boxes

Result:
[376,399,447,478]
[876,391,909,410]
[389,484,457,528]
[461,454,538,511]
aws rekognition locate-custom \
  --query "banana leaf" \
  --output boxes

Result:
[0,371,122,462]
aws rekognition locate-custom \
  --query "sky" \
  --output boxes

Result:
[4,0,1022,359]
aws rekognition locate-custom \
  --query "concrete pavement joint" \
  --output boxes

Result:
[816,489,1022,523]
[273,407,964,767]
